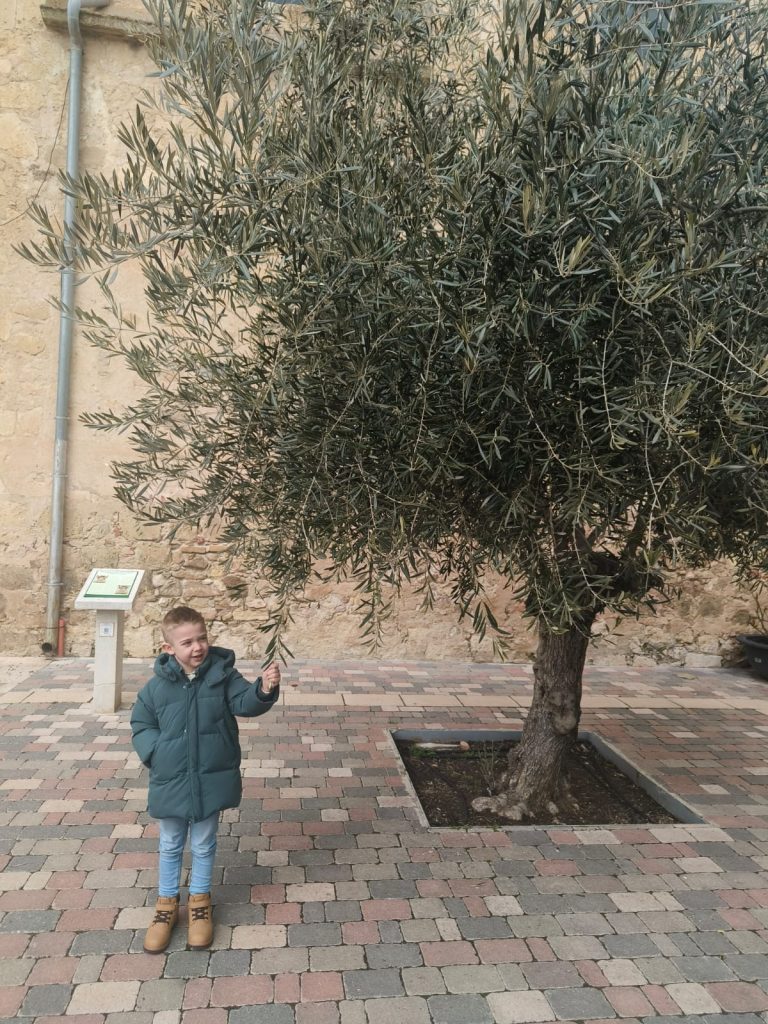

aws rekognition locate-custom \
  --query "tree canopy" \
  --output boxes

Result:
[24,0,768,662]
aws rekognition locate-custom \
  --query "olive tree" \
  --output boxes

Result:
[24,0,768,818]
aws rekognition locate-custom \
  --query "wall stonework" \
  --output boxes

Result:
[0,1,761,665]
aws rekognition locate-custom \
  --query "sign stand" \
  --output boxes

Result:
[74,568,144,712]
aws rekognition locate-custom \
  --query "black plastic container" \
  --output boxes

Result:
[740,635,768,680]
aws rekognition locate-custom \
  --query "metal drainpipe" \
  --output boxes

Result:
[44,0,111,653]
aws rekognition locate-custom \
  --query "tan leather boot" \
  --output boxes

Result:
[143,895,179,954]
[187,892,213,949]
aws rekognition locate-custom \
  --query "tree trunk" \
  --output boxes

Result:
[473,617,594,821]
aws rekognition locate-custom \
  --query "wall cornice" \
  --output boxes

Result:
[40,0,155,42]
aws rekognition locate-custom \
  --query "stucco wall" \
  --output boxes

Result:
[0,0,153,653]
[0,0,760,664]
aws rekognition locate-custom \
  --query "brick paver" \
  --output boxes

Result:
[2,657,768,1022]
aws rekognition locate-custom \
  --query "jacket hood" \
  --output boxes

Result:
[153,645,236,685]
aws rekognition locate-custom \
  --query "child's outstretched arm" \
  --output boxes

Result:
[227,662,280,717]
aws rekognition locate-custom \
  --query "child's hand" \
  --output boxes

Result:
[261,662,281,694]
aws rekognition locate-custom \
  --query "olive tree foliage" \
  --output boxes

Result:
[24,0,768,816]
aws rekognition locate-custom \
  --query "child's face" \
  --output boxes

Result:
[163,621,210,674]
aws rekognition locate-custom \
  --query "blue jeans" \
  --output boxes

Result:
[157,812,219,897]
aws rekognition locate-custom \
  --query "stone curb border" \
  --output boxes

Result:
[389,727,705,832]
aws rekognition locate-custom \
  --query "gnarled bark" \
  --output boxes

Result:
[473,616,594,820]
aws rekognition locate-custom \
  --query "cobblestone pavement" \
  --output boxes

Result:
[2,657,768,1023]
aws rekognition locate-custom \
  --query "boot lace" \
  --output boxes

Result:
[191,905,210,921]
[152,908,174,924]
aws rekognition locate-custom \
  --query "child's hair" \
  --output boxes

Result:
[161,606,206,641]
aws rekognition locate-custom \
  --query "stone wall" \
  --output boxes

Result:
[104,525,759,668]
[0,0,761,665]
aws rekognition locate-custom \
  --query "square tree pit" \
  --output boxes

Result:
[392,729,704,828]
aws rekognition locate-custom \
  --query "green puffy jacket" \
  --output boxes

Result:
[130,646,279,821]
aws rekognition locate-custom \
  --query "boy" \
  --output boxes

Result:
[131,606,280,953]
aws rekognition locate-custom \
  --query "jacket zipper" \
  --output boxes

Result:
[185,679,200,820]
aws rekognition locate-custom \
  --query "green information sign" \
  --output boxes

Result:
[83,569,140,600]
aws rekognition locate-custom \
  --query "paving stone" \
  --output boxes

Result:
[669,955,738,982]
[71,930,133,955]
[229,1007,295,1023]
[300,971,344,1002]
[440,965,505,994]
[724,954,768,980]
[338,1001,366,1024]
[666,934,702,956]
[19,983,72,1016]
[302,903,327,924]
[398,864,431,880]
[402,966,447,996]
[410,898,448,919]
[700,1016,766,1024]
[665,982,720,1014]
[163,951,211,978]
[324,902,362,923]
[0,910,60,932]
[566,894,616,914]
[637,1016,708,1024]
[378,921,404,943]
[649,933,684,957]
[232,924,287,948]
[251,948,309,974]
[509,915,564,938]
[422,939,479,966]
[686,910,729,931]
[457,917,513,940]
[310,946,367,972]
[631,958,683,988]
[558,912,614,936]
[401,920,441,943]
[602,934,660,958]
[675,891,724,910]
[485,990,554,1023]
[549,935,608,960]
[0,959,33,985]
[363,996,431,1024]
[343,969,404,1000]
[494,964,529,992]
[216,903,267,927]
[519,895,569,915]
[368,881,419,899]
[522,960,583,989]
[135,978,187,1011]
[442,898,470,919]
[288,924,342,947]
[427,994,493,1023]
[365,942,422,969]
[693,932,739,955]
[604,984,653,1017]
[731,931,768,954]
[546,985,616,1019]
[66,980,141,1014]
[705,981,768,1012]
[207,949,252,976]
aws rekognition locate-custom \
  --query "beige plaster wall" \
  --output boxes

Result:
[0,1,760,665]
[0,0,154,653]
